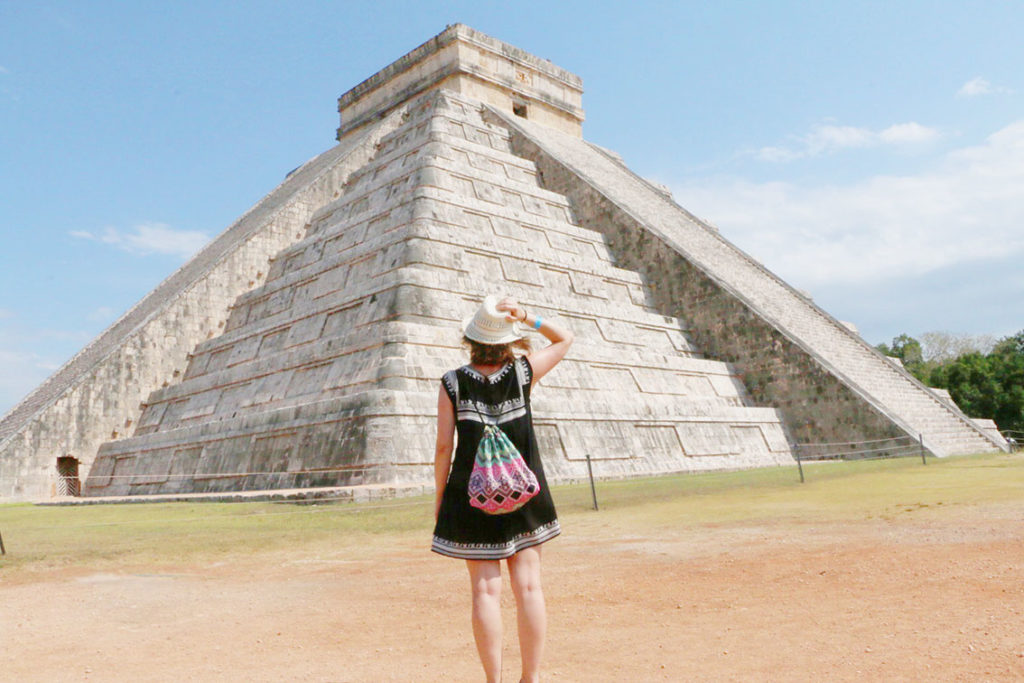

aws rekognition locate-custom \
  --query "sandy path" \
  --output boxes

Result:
[3,504,1023,681]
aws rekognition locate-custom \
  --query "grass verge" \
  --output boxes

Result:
[1,452,1019,576]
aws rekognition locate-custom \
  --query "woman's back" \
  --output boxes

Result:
[433,357,559,560]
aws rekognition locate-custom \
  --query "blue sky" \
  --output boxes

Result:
[2,1,1023,415]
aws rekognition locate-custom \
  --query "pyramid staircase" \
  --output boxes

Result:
[493,110,1005,457]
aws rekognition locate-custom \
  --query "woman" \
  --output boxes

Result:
[432,295,574,683]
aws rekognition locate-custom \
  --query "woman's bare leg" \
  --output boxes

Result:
[508,546,545,683]
[467,559,503,682]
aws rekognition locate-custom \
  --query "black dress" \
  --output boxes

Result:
[431,357,560,560]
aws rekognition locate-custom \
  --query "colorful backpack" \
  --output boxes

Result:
[468,423,540,514]
[464,360,540,515]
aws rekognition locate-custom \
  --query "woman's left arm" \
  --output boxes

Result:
[434,385,456,521]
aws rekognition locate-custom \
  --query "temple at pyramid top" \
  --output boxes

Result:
[336,23,585,139]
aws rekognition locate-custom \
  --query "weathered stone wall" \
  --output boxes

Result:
[0,111,405,501]
[509,162,909,449]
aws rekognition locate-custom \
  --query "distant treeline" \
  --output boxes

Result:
[876,330,1024,435]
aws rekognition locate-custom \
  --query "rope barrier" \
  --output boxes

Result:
[797,435,915,448]
[797,443,919,461]
[793,431,934,481]
[810,451,918,464]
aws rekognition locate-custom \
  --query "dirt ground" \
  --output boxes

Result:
[3,500,1023,682]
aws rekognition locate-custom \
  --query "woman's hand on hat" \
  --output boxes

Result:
[496,297,527,323]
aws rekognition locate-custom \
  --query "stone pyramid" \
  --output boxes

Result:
[0,25,1004,501]
[85,87,794,496]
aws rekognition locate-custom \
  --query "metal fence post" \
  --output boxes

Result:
[0,529,6,555]
[919,434,927,465]
[585,454,599,511]
[795,445,805,483]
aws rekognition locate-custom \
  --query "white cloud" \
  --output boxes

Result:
[70,223,210,259]
[806,124,876,152]
[757,121,942,161]
[878,122,941,144]
[675,120,1024,288]
[956,77,1013,98]
[755,146,800,163]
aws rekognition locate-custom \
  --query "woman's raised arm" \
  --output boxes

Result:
[496,298,574,386]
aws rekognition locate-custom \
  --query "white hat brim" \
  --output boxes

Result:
[461,315,526,345]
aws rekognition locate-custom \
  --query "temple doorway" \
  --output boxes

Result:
[56,456,81,496]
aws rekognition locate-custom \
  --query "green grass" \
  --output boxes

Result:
[567,453,1024,529]
[0,497,433,573]
[1,452,1020,575]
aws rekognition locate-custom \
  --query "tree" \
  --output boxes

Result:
[878,329,1023,434]
[890,334,923,365]
[880,333,927,379]
[920,331,996,363]
[992,330,1024,357]
[928,329,1024,434]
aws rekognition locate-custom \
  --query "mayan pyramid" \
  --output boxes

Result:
[0,25,1004,501]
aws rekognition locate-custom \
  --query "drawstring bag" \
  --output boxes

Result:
[466,359,539,514]
[468,424,540,514]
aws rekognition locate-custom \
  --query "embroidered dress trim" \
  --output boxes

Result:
[431,520,561,560]
[461,363,515,384]
[445,360,531,426]
[456,399,526,425]
[442,371,458,402]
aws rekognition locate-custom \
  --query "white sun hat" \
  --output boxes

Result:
[462,295,525,345]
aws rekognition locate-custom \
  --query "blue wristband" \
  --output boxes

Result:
[533,317,542,330]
